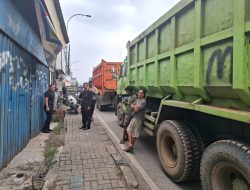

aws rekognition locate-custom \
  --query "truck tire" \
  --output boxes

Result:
[185,121,205,180]
[117,102,124,127]
[98,101,105,111]
[200,140,250,190]
[156,120,202,182]
[99,105,105,111]
[98,103,105,111]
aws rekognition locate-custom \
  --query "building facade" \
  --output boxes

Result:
[0,0,68,169]
[44,0,69,92]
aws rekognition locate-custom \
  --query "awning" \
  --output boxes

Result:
[34,0,63,65]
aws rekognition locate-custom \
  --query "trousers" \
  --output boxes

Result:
[43,110,53,131]
[81,108,91,128]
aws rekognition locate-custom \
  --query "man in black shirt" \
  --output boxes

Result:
[42,84,56,133]
[79,82,93,129]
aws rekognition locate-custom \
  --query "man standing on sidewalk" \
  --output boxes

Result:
[79,82,93,130]
[42,84,56,133]
[125,89,146,152]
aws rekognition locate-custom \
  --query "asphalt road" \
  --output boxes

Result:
[95,109,202,190]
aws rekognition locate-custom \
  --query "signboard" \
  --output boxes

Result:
[71,79,77,86]
[66,86,78,93]
[55,80,63,91]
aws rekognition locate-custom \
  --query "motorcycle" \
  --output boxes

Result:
[63,95,79,114]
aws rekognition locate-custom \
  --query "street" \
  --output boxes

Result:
[95,109,202,190]
[1,1,249,189]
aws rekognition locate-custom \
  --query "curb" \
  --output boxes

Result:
[95,112,160,190]
[110,153,138,189]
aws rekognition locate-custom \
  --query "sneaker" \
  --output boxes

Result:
[80,125,86,129]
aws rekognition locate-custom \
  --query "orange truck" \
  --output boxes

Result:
[92,59,122,111]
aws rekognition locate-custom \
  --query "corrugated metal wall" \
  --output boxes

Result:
[0,31,49,169]
[30,64,49,137]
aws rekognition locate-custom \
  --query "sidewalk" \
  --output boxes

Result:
[47,114,133,190]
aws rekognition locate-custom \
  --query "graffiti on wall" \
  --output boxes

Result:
[37,69,49,92]
[0,51,30,92]
[206,46,233,85]
[0,51,48,93]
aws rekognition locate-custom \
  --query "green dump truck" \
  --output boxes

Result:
[116,0,250,189]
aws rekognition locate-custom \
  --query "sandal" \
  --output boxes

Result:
[120,140,125,144]
[124,146,134,152]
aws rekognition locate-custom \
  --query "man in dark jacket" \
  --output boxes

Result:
[42,84,56,133]
[79,82,93,129]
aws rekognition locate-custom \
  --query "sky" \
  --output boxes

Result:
[60,0,181,84]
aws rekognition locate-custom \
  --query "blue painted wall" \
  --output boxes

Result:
[0,0,47,65]
[0,1,50,169]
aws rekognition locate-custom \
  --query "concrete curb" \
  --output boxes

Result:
[110,153,138,189]
[95,112,160,190]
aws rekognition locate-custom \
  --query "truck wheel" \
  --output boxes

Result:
[99,105,105,111]
[117,102,124,127]
[156,120,202,182]
[200,140,250,190]
[187,122,205,180]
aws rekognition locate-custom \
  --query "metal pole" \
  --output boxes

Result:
[66,14,91,75]
[66,14,91,31]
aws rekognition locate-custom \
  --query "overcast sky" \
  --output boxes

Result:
[60,0,181,84]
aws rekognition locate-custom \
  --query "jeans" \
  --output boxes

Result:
[43,110,53,131]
